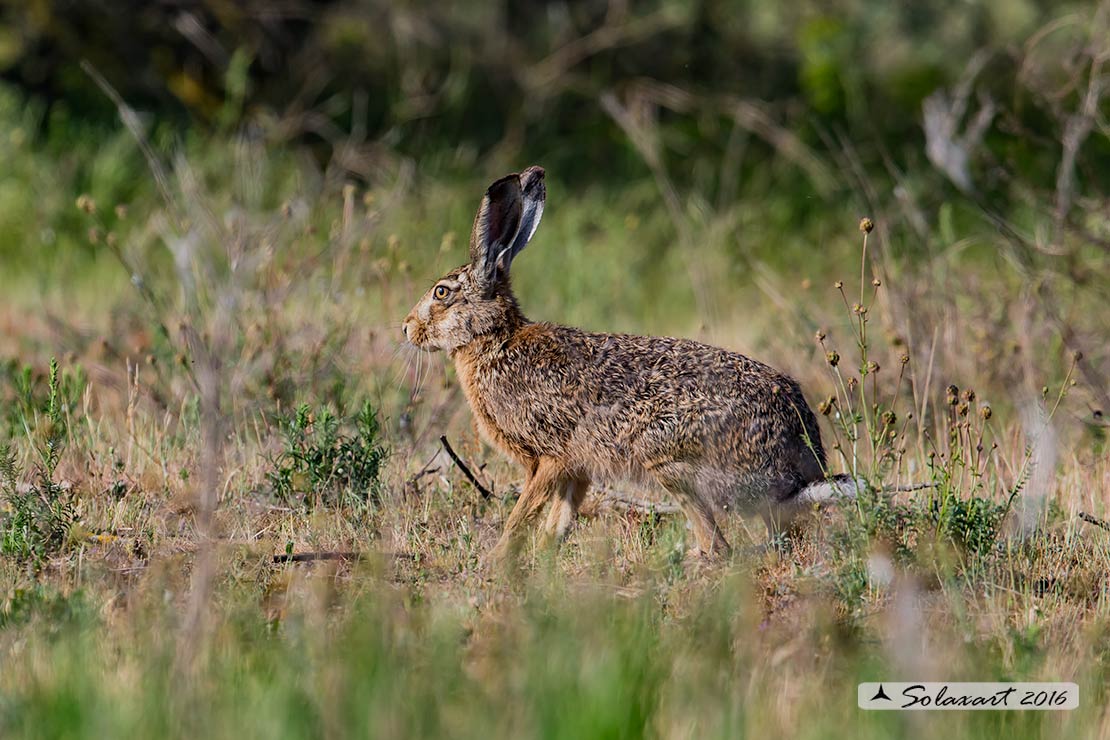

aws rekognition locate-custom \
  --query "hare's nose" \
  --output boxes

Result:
[402,323,409,341]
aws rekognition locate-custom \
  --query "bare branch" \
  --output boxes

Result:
[439,435,492,500]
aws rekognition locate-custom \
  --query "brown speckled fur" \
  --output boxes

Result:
[403,167,828,562]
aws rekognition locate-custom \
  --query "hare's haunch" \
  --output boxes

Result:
[402,167,858,562]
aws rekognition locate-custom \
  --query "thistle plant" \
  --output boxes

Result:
[815,217,912,485]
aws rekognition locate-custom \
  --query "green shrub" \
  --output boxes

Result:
[926,491,1008,557]
[266,401,387,509]
[0,359,78,565]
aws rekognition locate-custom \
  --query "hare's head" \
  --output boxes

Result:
[402,166,545,353]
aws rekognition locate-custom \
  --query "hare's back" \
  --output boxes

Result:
[568,329,801,405]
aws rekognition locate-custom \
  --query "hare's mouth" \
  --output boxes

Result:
[402,324,439,352]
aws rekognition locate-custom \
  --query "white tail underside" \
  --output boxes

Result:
[794,476,868,505]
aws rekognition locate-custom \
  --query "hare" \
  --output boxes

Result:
[402,166,859,563]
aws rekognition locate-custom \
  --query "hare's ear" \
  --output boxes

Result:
[497,166,545,272]
[469,174,523,289]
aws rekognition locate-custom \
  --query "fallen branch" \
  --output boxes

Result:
[273,551,365,563]
[1079,511,1110,532]
[881,482,936,494]
[439,435,492,500]
[601,491,682,515]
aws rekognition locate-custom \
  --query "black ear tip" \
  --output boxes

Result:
[519,166,545,195]
[486,173,522,200]
[521,165,545,182]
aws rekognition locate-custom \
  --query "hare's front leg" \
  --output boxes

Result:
[650,463,730,558]
[490,457,568,564]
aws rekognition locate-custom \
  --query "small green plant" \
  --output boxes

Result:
[925,491,1008,557]
[266,400,387,508]
[1,358,87,440]
[1,358,78,565]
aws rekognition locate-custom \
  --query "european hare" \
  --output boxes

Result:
[403,167,858,562]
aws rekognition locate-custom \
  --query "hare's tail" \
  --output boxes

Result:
[793,474,867,505]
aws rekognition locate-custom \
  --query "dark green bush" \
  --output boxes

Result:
[0,359,78,565]
[266,401,387,509]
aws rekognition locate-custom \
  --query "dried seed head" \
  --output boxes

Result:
[900,353,910,365]
[834,280,844,290]
[815,330,826,342]
[76,194,96,214]
[105,232,118,248]
[1073,350,1084,362]
[961,389,976,403]
[818,397,836,416]
[872,278,881,287]
[859,217,874,233]
[114,204,128,220]
[957,402,970,417]
[847,377,859,391]
[979,405,992,421]
[281,201,293,218]
[882,410,897,427]
[866,361,880,374]
[946,384,959,405]
[87,227,101,244]
[826,350,840,367]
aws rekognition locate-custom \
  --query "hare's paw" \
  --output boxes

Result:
[486,535,521,574]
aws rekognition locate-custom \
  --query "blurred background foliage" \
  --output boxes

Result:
[0,1,1104,187]
[0,0,1106,420]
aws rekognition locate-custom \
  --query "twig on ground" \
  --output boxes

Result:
[439,435,492,499]
[881,482,936,493]
[1079,511,1110,532]
[273,551,365,563]
[406,446,442,489]
[601,491,682,515]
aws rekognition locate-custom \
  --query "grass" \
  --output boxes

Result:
[0,84,1108,738]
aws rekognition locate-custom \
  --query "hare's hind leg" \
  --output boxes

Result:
[491,457,567,563]
[650,463,730,558]
[543,476,589,543]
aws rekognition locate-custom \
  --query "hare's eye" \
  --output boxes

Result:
[433,285,451,301]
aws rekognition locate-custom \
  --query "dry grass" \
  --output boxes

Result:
[0,121,1108,737]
